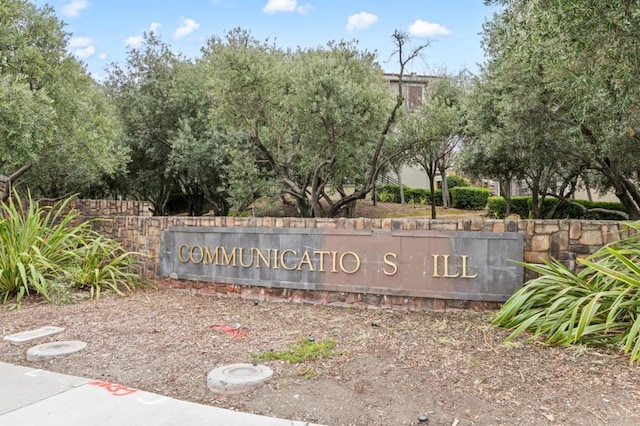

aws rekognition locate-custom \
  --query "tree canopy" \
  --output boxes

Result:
[200,29,406,217]
[460,0,640,218]
[0,0,128,201]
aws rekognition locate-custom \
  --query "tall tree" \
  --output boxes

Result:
[399,75,466,218]
[107,33,236,216]
[0,0,127,200]
[466,0,640,218]
[202,28,428,218]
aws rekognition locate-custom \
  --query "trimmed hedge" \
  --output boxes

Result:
[487,196,531,218]
[376,185,444,205]
[487,196,627,219]
[450,187,490,210]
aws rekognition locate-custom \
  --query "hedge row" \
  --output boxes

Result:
[376,183,489,210]
[450,187,490,210]
[487,196,627,220]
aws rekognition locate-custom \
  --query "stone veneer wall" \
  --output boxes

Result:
[83,212,630,311]
[72,199,153,217]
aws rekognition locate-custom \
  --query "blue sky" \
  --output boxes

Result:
[34,0,498,81]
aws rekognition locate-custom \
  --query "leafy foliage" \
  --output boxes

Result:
[449,187,489,210]
[0,0,128,200]
[463,1,640,219]
[487,196,627,220]
[0,193,141,306]
[398,75,467,217]
[487,196,530,219]
[492,221,640,364]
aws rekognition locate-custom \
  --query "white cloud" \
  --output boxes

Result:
[75,45,95,58]
[98,52,108,60]
[262,0,313,14]
[68,36,92,49]
[61,0,88,18]
[125,35,144,48]
[345,11,378,33]
[68,36,95,58]
[173,17,200,39]
[125,22,163,48]
[296,3,314,14]
[263,0,296,14]
[408,19,451,37]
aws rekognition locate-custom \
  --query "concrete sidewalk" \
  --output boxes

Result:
[0,362,316,425]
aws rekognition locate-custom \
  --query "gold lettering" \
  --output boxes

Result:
[214,247,237,266]
[432,254,440,277]
[272,249,279,269]
[314,250,330,272]
[443,255,460,278]
[461,255,478,278]
[255,248,271,268]
[189,245,203,264]
[330,251,338,273]
[297,250,315,271]
[238,248,253,268]
[280,249,297,271]
[383,252,398,276]
[339,251,360,274]
[177,244,190,263]
[203,246,213,264]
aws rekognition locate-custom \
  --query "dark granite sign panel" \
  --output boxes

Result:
[160,227,524,302]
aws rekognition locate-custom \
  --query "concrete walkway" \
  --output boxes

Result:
[0,362,316,425]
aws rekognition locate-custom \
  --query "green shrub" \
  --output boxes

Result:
[376,184,449,206]
[488,196,529,218]
[446,175,471,188]
[487,196,506,218]
[485,196,627,219]
[376,185,400,203]
[0,193,142,307]
[510,197,532,218]
[449,187,490,210]
[535,198,627,220]
[492,221,640,364]
[404,188,444,206]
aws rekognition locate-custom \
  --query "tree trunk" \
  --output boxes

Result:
[428,171,437,219]
[438,164,449,209]
[0,164,32,202]
[394,166,405,204]
[500,179,512,216]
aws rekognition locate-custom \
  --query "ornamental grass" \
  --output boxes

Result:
[493,221,640,364]
[0,193,141,307]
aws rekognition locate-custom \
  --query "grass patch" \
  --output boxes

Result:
[251,338,339,363]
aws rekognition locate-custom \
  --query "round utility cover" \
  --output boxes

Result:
[26,340,87,361]
[207,363,273,394]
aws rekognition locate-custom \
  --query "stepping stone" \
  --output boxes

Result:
[207,363,273,394]
[4,326,65,345]
[26,341,87,361]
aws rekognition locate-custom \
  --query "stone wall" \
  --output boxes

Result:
[84,213,629,311]
[72,199,153,217]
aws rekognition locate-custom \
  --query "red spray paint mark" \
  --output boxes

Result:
[89,380,138,396]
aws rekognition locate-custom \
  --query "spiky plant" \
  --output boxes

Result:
[493,222,640,363]
[0,193,141,306]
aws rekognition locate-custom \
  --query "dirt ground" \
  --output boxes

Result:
[1,202,639,426]
[2,289,639,426]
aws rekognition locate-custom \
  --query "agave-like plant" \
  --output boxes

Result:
[493,221,640,364]
[0,193,141,306]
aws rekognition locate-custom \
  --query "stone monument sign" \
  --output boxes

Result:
[160,227,524,302]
